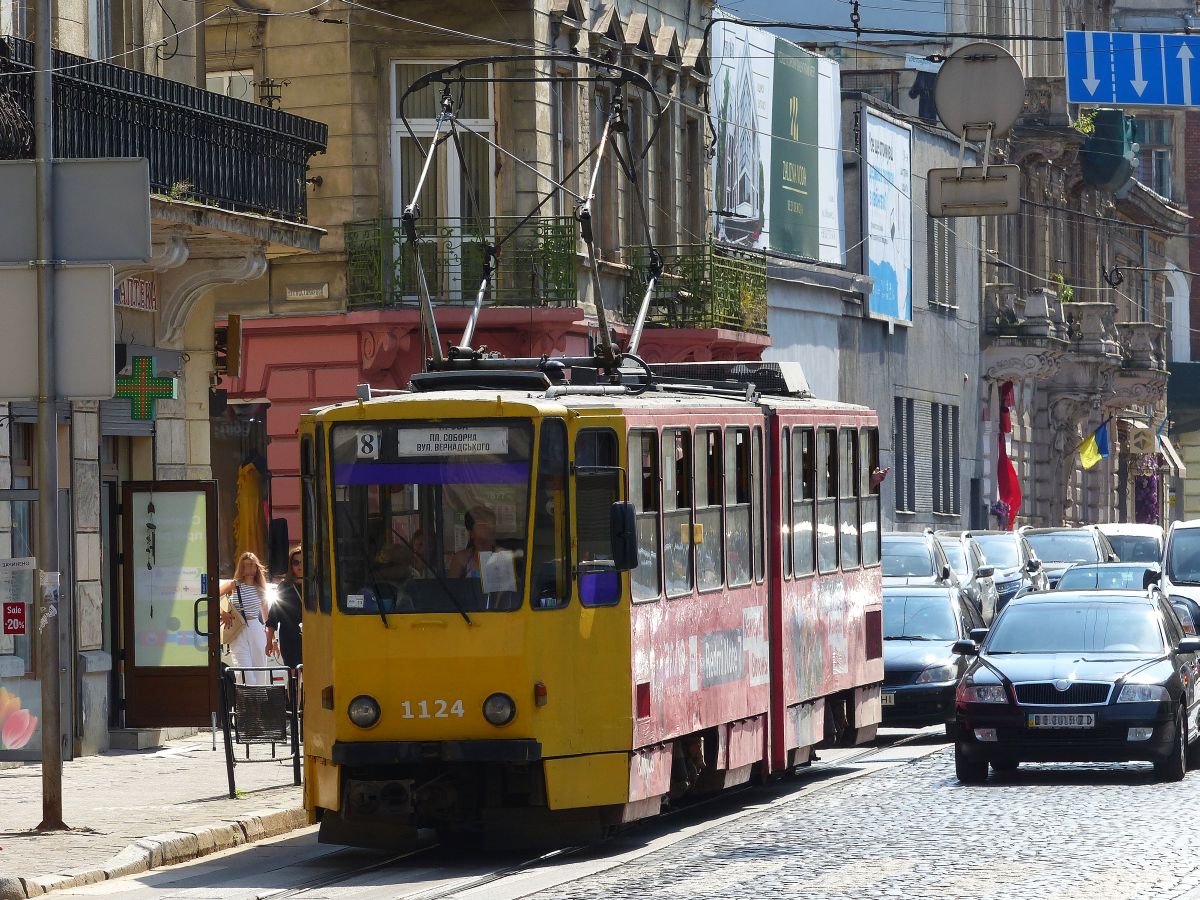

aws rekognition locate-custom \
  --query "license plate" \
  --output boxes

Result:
[881,692,895,707]
[1027,713,1094,729]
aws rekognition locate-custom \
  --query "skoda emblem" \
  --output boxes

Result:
[1054,678,1072,692]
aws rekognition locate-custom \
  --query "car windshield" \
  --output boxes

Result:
[975,535,1020,569]
[882,541,935,577]
[1169,529,1200,584]
[1056,566,1148,591]
[938,541,969,576]
[986,602,1165,654]
[1025,532,1100,563]
[331,421,533,613]
[1106,535,1160,563]
[883,593,959,641]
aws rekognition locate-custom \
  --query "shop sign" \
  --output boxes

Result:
[117,277,157,312]
[2,603,24,635]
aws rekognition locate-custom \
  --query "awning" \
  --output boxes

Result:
[1159,435,1186,478]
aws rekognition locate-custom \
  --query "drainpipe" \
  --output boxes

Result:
[1141,227,1151,322]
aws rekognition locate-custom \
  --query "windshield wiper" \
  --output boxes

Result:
[887,635,935,641]
[391,529,472,626]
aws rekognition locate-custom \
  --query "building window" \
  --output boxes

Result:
[928,218,957,309]
[592,85,621,257]
[551,69,579,216]
[654,104,676,247]
[206,70,255,102]
[391,61,494,224]
[843,71,899,107]
[1133,116,1173,198]
[622,95,647,250]
[682,116,704,243]
[894,398,915,513]
[932,402,960,515]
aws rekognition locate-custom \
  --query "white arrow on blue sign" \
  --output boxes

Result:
[1066,30,1200,107]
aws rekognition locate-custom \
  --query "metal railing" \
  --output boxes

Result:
[0,37,328,222]
[345,215,579,308]
[622,243,769,334]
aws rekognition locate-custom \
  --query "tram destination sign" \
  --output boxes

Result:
[397,426,509,457]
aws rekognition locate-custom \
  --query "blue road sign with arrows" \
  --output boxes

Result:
[1066,30,1200,107]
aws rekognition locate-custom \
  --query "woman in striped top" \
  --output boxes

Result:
[220,552,271,685]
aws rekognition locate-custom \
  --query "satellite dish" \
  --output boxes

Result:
[934,42,1025,138]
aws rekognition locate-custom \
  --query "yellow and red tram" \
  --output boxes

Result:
[298,362,883,847]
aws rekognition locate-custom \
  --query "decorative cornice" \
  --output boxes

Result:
[158,242,268,346]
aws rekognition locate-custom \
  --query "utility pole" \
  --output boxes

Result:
[34,0,65,832]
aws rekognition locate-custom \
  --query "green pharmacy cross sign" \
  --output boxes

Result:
[115,356,178,420]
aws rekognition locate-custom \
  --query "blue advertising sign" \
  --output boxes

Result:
[1066,30,1200,107]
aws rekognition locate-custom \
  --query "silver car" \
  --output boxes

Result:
[936,531,999,624]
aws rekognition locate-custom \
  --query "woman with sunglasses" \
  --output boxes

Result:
[267,546,304,672]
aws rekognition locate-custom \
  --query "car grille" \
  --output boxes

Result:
[1014,682,1111,705]
[883,670,921,687]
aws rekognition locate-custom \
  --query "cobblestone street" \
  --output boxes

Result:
[529,750,1200,900]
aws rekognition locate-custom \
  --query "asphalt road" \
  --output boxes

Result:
[57,727,1200,899]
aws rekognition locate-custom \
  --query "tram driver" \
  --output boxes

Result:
[449,506,498,578]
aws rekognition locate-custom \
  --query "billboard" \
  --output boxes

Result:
[861,108,913,324]
[711,19,845,265]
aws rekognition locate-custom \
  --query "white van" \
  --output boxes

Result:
[1161,520,1200,604]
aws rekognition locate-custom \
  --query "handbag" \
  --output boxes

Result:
[220,586,248,646]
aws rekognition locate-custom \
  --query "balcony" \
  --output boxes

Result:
[622,243,768,335]
[0,36,328,223]
[345,216,578,309]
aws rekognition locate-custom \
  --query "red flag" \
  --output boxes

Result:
[997,433,1022,530]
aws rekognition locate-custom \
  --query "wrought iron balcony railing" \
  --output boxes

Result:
[623,243,768,335]
[0,37,328,222]
[345,216,578,308]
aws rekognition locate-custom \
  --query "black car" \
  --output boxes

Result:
[1020,526,1119,588]
[882,586,984,729]
[1055,562,1160,592]
[953,591,1200,783]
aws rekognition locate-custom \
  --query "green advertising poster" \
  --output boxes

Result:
[132,491,209,667]
[769,37,820,260]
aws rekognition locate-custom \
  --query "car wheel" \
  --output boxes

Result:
[955,741,988,784]
[1155,708,1187,783]
[991,759,1019,773]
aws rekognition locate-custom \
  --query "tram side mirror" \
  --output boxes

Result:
[268,518,290,578]
[611,501,638,572]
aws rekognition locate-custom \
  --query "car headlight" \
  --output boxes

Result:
[1118,684,1169,703]
[347,694,381,728]
[482,692,516,726]
[959,684,1008,704]
[915,664,958,684]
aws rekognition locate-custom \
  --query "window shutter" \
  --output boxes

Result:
[914,401,933,513]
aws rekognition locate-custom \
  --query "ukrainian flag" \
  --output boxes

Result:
[1078,421,1110,470]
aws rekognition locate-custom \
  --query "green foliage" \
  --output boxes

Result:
[1072,108,1098,136]
[1050,272,1074,304]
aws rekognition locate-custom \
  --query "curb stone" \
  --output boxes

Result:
[0,806,307,900]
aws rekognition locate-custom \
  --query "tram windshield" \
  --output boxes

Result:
[330,421,533,614]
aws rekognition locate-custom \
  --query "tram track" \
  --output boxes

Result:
[255,727,946,900]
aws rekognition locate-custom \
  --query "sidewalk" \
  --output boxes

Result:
[0,735,306,899]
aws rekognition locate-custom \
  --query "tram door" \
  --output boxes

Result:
[120,481,220,727]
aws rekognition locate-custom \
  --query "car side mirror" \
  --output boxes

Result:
[952,639,978,656]
[1108,553,1120,562]
[977,565,995,579]
[941,565,952,581]
[610,501,638,572]
[1144,569,1161,589]
[1026,559,1041,572]
[1175,637,1200,655]
[969,627,989,643]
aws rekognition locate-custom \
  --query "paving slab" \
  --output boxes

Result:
[0,737,304,900]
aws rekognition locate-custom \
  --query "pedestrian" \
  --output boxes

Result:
[220,551,270,686]
[267,546,304,672]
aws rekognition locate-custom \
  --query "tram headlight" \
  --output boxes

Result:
[482,692,516,726]
[348,694,381,728]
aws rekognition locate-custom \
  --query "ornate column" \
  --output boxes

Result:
[1047,392,1095,525]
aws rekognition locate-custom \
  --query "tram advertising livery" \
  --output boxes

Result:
[297,55,882,849]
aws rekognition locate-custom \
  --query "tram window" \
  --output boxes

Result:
[781,429,792,579]
[792,428,815,576]
[300,435,320,612]
[725,427,752,587]
[575,427,622,607]
[628,430,661,602]
[329,421,533,615]
[861,427,881,566]
[694,428,724,592]
[530,418,570,609]
[314,427,332,613]
[817,428,838,574]
[839,429,860,570]
[752,427,764,583]
[663,429,694,596]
